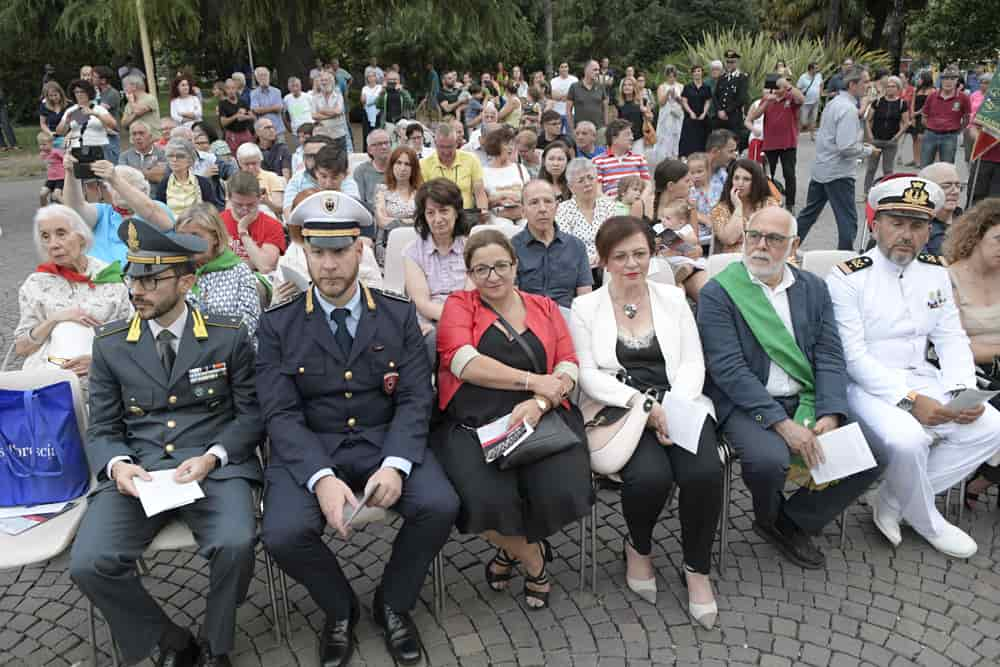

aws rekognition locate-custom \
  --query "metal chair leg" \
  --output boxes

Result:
[945,486,954,519]
[839,508,847,550]
[718,451,732,578]
[262,549,282,643]
[958,478,966,524]
[590,490,598,594]
[578,518,586,592]
[432,552,444,620]
[88,602,98,667]
[278,569,291,642]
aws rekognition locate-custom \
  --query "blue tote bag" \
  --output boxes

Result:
[0,380,90,506]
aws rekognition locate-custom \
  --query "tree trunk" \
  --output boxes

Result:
[544,0,553,78]
[826,0,840,39]
[867,0,891,50]
[887,0,906,73]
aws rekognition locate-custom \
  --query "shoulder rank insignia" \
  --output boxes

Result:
[95,318,131,338]
[203,313,242,328]
[837,256,873,275]
[373,287,411,303]
[917,253,948,267]
[265,291,305,313]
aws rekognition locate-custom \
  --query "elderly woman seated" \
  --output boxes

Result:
[236,142,285,219]
[14,205,131,386]
[435,229,593,610]
[154,138,225,216]
[173,203,262,340]
[403,178,473,334]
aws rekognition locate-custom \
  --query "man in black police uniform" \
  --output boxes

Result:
[714,49,750,151]
[257,191,459,667]
[70,219,263,667]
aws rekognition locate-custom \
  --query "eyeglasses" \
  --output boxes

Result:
[745,230,792,247]
[468,261,514,280]
[938,181,962,191]
[123,273,179,291]
[369,140,391,147]
[571,174,597,185]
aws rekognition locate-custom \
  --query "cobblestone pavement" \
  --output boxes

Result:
[2,140,997,667]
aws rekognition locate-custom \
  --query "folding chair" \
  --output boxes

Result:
[801,250,858,278]
[705,252,742,279]
[383,226,419,295]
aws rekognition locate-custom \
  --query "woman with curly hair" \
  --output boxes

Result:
[170,75,203,129]
[944,198,1000,506]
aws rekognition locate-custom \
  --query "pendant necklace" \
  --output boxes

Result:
[623,303,638,319]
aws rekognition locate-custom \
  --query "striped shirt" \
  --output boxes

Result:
[592,151,650,197]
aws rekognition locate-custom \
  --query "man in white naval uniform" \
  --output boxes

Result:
[826,177,1000,559]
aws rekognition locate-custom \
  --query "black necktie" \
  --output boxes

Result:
[331,308,354,357]
[157,330,176,374]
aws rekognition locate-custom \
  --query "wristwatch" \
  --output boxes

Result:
[896,390,919,413]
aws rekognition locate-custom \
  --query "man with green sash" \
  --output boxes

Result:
[698,206,887,569]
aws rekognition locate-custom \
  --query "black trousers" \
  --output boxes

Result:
[765,147,797,208]
[721,400,889,535]
[618,421,722,574]
[261,442,459,619]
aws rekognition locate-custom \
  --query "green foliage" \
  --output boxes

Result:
[683,28,891,90]
[909,0,1000,64]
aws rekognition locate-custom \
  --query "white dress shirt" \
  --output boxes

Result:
[107,305,228,480]
[746,262,804,398]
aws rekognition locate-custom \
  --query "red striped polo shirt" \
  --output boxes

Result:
[592,151,650,197]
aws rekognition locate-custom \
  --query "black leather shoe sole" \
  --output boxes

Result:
[753,521,825,570]
[319,595,360,667]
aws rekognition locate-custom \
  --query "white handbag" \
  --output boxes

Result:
[580,390,656,475]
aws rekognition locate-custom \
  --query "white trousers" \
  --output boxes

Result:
[848,373,1000,538]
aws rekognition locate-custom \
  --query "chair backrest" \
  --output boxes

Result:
[706,252,742,279]
[347,152,370,179]
[469,220,523,239]
[0,341,15,372]
[801,250,857,278]
[383,226,420,295]
[648,270,676,286]
[0,368,88,437]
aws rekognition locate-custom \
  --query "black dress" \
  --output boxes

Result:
[433,326,593,541]
[679,82,713,157]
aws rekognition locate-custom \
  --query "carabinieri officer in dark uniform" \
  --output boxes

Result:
[714,49,751,150]
[70,219,263,667]
[257,191,459,667]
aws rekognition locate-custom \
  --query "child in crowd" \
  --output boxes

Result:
[615,175,646,216]
[38,132,65,207]
[464,84,485,130]
[655,198,707,293]
[291,122,314,174]
[745,92,766,165]
[685,152,714,248]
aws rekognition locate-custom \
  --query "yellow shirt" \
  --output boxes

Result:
[256,169,286,200]
[420,151,483,209]
[165,171,201,217]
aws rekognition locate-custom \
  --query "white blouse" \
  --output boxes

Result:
[170,95,204,128]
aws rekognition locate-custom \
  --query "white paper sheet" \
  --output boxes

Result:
[0,501,69,519]
[810,422,878,486]
[281,265,311,291]
[944,388,1000,411]
[133,470,205,518]
[660,395,711,455]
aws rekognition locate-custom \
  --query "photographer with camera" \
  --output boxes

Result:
[56,79,117,165]
[63,151,175,265]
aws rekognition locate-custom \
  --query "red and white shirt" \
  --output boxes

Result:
[592,151,650,197]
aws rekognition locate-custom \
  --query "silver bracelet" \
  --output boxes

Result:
[25,326,44,345]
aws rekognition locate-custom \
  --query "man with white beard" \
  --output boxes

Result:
[698,206,888,569]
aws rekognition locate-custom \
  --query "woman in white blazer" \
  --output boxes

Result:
[570,216,722,629]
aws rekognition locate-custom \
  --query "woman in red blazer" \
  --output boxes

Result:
[435,229,593,611]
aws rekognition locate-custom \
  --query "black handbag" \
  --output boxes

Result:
[481,301,583,470]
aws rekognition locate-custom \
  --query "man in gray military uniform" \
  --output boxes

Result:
[70,219,263,667]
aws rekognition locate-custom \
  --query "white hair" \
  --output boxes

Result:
[287,76,301,86]
[254,66,269,79]
[710,60,723,70]
[566,157,597,184]
[129,120,151,134]
[576,120,596,133]
[236,142,263,163]
[231,72,246,84]
[114,165,150,196]
[33,204,94,260]
[886,75,904,90]
[919,161,960,181]
[122,74,146,91]
[747,205,797,237]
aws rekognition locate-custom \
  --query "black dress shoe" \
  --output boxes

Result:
[373,588,423,665]
[156,635,200,667]
[196,652,231,667]
[319,593,360,667]
[753,520,826,570]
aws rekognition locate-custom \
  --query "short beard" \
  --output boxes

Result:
[135,292,181,321]
[312,260,360,302]
[745,247,790,282]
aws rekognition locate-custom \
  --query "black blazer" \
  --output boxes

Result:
[697,264,849,429]
[153,170,225,211]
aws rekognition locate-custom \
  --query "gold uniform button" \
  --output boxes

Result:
[344,370,353,381]
[165,443,175,453]
[347,417,357,428]
[388,361,396,369]
[208,388,214,395]
[168,395,177,405]
[345,392,353,399]
[298,367,305,374]
[166,420,176,428]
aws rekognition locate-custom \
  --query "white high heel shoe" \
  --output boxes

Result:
[623,539,657,603]
[685,568,718,630]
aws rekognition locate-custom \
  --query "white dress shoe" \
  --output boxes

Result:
[689,599,718,630]
[920,522,977,559]
[871,495,902,547]
[626,574,657,604]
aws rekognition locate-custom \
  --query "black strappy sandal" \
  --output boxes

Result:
[523,540,553,610]
[485,548,519,592]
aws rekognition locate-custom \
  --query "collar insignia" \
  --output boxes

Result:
[127,221,140,252]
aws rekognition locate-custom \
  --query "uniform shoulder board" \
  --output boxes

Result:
[95,318,131,338]
[204,313,243,328]
[837,256,873,275]
[917,253,948,267]
[373,288,411,303]
[265,290,305,313]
